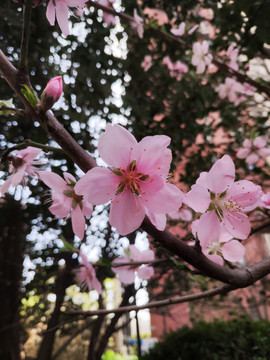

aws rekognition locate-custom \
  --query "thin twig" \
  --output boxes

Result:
[0,106,24,116]
[19,0,33,70]
[1,140,64,164]
[66,284,233,317]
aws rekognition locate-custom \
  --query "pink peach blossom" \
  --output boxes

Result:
[191,41,213,74]
[170,22,186,36]
[192,220,245,265]
[260,192,270,209]
[217,77,254,106]
[0,147,42,196]
[75,124,183,235]
[98,0,116,25]
[236,136,270,165]
[39,171,93,240]
[185,155,262,242]
[163,56,188,80]
[133,9,144,39]
[226,45,239,71]
[40,76,63,112]
[46,0,87,37]
[112,245,155,284]
[75,251,102,294]
[141,55,152,72]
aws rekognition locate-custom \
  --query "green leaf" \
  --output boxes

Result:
[59,236,76,252]
[171,257,191,272]
[0,98,15,115]
[96,258,112,267]
[20,84,38,108]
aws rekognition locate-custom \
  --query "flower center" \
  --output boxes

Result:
[207,240,222,256]
[111,160,149,196]
[209,191,242,221]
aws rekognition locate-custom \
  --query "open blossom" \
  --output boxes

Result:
[46,0,88,37]
[236,137,270,165]
[226,45,239,71]
[40,76,63,112]
[39,171,93,240]
[75,251,102,294]
[112,245,155,284]
[192,220,245,265]
[0,147,42,196]
[133,9,144,39]
[141,55,152,72]
[98,0,116,25]
[163,56,188,81]
[217,77,254,106]
[75,124,183,235]
[170,22,199,37]
[260,192,270,209]
[191,41,213,74]
[170,22,186,36]
[184,155,262,242]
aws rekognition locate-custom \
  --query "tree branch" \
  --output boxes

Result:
[66,284,233,317]
[87,0,270,98]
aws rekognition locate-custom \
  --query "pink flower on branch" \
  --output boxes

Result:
[163,56,188,81]
[184,155,262,242]
[236,137,270,165]
[112,245,155,284]
[98,0,116,25]
[75,251,102,294]
[39,171,93,239]
[191,40,213,74]
[133,9,144,39]
[0,147,42,196]
[141,55,152,72]
[75,124,183,235]
[217,78,255,106]
[40,76,63,112]
[260,192,270,209]
[192,220,245,266]
[46,0,88,37]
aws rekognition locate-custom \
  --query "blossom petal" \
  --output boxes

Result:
[236,148,250,159]
[49,192,72,217]
[222,210,250,240]
[227,180,262,211]
[197,212,221,248]
[65,0,87,6]
[145,209,167,231]
[39,171,67,191]
[75,167,118,205]
[109,192,145,235]
[21,147,42,162]
[98,124,137,168]
[46,0,56,25]
[246,152,259,165]
[63,172,76,184]
[55,0,70,37]
[81,200,93,217]
[253,136,266,148]
[222,240,245,262]
[71,205,85,239]
[10,166,26,186]
[137,265,154,280]
[204,253,224,266]
[143,183,184,214]
[206,155,235,194]
[184,184,211,213]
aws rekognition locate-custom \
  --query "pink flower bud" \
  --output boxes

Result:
[40,76,63,112]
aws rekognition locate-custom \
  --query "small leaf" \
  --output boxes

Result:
[96,258,112,267]
[21,84,38,107]
[59,236,75,252]
[0,98,15,115]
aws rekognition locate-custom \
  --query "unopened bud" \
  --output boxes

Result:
[40,76,63,112]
